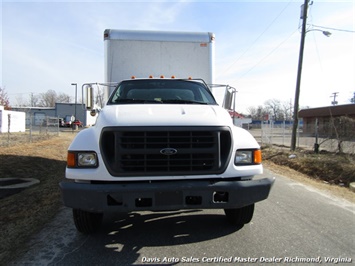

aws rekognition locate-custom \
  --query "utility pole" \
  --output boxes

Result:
[71,83,78,121]
[291,0,309,151]
[330,92,339,105]
[30,92,34,107]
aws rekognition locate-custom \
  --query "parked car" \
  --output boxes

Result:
[65,120,72,127]
[72,119,83,127]
[64,115,75,127]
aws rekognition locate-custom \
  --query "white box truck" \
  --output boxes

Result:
[60,29,275,234]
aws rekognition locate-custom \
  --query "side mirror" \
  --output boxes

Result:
[90,109,100,117]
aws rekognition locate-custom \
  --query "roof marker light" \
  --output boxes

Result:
[131,76,136,79]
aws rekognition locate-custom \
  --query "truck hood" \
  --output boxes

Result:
[95,104,233,127]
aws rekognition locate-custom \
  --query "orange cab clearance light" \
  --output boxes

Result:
[160,75,165,78]
[171,75,176,79]
[131,76,136,79]
[149,75,153,78]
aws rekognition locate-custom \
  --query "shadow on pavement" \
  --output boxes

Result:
[65,210,243,265]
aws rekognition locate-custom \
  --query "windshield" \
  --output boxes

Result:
[108,79,217,105]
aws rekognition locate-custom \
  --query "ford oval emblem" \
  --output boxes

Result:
[160,148,178,156]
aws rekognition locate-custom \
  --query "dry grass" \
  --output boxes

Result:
[0,132,76,265]
[262,145,355,187]
[262,145,355,204]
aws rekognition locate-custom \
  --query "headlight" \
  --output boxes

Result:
[67,151,98,168]
[78,153,97,167]
[234,149,262,165]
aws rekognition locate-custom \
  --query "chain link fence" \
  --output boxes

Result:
[0,115,63,147]
[249,122,355,154]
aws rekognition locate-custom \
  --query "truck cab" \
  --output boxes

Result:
[60,77,275,233]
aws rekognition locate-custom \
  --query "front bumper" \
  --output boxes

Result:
[59,177,275,213]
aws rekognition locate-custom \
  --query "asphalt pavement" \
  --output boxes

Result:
[12,167,355,266]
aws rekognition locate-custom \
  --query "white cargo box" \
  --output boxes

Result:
[104,29,215,99]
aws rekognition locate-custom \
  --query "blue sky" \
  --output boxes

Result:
[1,0,354,113]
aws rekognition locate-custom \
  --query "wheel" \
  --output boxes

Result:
[224,204,255,225]
[73,209,103,234]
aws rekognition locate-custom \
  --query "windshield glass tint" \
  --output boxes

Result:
[108,79,217,105]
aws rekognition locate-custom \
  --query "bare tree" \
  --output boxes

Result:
[57,93,71,103]
[264,99,282,120]
[37,90,72,107]
[0,86,10,110]
[29,93,40,107]
[14,94,27,107]
[38,90,57,107]
[247,99,312,122]
[247,105,269,121]
[281,101,292,121]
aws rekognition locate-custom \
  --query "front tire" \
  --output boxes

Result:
[224,204,255,225]
[73,209,103,234]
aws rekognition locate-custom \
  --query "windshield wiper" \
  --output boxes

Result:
[162,99,208,105]
[113,99,163,104]
[113,99,208,105]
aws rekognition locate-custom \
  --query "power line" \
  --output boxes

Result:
[308,24,355,33]
[219,0,295,77]
[234,29,299,82]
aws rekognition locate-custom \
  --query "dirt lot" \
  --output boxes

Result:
[0,132,354,264]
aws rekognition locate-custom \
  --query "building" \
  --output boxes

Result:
[299,104,355,137]
[0,105,26,133]
[12,103,97,127]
